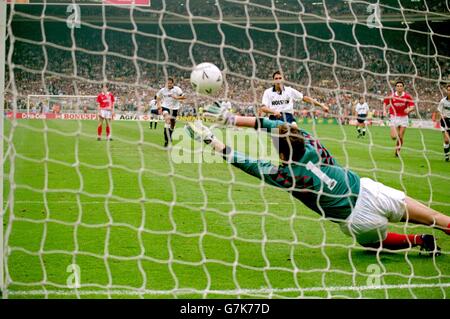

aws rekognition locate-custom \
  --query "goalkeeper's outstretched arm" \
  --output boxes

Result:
[203,102,288,130]
[185,122,289,188]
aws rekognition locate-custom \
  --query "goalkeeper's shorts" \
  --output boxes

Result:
[339,177,406,245]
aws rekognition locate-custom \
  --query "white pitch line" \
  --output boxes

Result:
[5,282,450,297]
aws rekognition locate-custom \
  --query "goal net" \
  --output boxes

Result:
[1,0,449,299]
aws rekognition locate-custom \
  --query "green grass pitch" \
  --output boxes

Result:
[2,118,449,299]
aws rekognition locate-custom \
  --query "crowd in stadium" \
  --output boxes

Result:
[7,35,448,121]
[5,1,449,121]
[165,0,450,17]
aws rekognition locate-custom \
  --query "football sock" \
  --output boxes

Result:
[445,223,450,235]
[362,128,366,136]
[97,125,102,137]
[444,143,449,155]
[380,232,423,250]
[164,128,169,144]
[396,138,402,152]
[149,121,153,129]
[106,125,110,138]
[154,121,157,129]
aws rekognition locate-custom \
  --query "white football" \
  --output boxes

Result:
[190,62,223,95]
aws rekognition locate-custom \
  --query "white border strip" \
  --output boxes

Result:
[6,282,450,296]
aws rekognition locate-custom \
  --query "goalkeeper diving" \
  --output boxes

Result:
[185,102,450,255]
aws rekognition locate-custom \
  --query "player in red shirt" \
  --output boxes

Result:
[383,80,415,157]
[96,84,115,141]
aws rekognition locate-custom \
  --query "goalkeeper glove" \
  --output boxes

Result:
[185,120,216,144]
[203,101,235,126]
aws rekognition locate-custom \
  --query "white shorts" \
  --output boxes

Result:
[99,109,112,119]
[389,116,409,127]
[339,178,406,245]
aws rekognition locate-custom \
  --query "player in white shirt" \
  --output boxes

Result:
[437,84,450,161]
[157,77,186,147]
[260,71,329,125]
[215,100,234,116]
[148,95,159,129]
[219,100,232,111]
[353,96,370,138]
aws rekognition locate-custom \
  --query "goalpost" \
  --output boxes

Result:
[1,0,449,299]
[0,0,6,298]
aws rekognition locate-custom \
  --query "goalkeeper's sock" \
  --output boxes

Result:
[445,223,450,235]
[380,232,423,250]
[97,125,102,137]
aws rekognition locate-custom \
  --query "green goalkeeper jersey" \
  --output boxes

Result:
[224,118,360,221]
